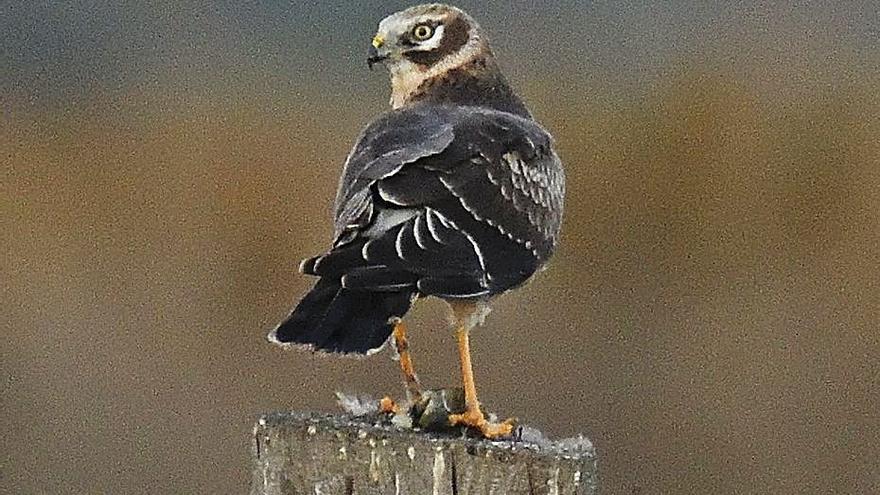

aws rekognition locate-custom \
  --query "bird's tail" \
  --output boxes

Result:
[269,277,414,354]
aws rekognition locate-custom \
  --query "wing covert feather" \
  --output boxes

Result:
[314,104,564,296]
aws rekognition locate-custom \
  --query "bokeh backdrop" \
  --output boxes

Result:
[3,1,879,494]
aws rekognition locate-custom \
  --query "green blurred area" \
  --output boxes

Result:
[2,2,879,494]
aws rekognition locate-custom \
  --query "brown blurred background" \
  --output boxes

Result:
[2,2,879,494]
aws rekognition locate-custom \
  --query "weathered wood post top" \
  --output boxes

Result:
[251,411,597,495]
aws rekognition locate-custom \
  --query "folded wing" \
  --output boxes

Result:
[305,104,565,298]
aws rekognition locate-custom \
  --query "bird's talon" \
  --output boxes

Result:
[449,410,515,439]
[378,396,400,415]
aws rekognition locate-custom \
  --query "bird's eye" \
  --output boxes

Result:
[412,24,434,41]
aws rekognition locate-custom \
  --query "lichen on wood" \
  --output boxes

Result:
[251,401,597,495]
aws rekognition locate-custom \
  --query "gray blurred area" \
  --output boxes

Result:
[2,2,878,493]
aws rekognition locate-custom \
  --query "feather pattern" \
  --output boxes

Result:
[272,4,565,356]
[309,103,564,297]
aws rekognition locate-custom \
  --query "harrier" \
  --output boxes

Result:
[270,3,565,438]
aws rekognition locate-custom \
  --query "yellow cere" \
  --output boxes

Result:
[372,35,384,48]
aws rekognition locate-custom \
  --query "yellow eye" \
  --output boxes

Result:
[412,24,434,41]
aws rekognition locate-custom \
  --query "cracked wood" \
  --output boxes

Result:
[251,412,597,495]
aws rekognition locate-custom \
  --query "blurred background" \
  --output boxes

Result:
[2,1,878,493]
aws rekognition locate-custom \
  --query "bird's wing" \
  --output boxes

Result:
[306,105,564,298]
[333,106,455,244]
[389,107,565,257]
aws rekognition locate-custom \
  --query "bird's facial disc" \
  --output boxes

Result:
[368,6,473,70]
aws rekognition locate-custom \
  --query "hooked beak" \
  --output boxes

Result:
[367,34,388,70]
[367,46,387,70]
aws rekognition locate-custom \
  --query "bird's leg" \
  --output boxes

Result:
[393,319,423,403]
[447,301,515,439]
[379,318,422,414]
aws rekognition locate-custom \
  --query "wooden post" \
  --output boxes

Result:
[251,411,597,495]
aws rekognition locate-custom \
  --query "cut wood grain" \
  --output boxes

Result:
[251,411,597,495]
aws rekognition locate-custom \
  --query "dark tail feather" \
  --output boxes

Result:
[269,277,414,354]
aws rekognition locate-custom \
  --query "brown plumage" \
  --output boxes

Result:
[271,4,565,439]
[402,13,471,66]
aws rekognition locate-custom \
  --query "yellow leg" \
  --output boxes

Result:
[447,301,515,439]
[393,319,422,403]
[379,319,422,413]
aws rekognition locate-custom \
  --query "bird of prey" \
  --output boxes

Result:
[269,3,565,438]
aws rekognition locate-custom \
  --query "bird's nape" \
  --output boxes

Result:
[269,3,564,440]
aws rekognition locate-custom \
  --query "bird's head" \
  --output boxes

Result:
[367,4,493,108]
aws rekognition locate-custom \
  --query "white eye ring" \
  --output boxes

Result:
[412,24,434,41]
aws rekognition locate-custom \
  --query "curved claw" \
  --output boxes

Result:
[449,409,517,439]
[378,396,401,415]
